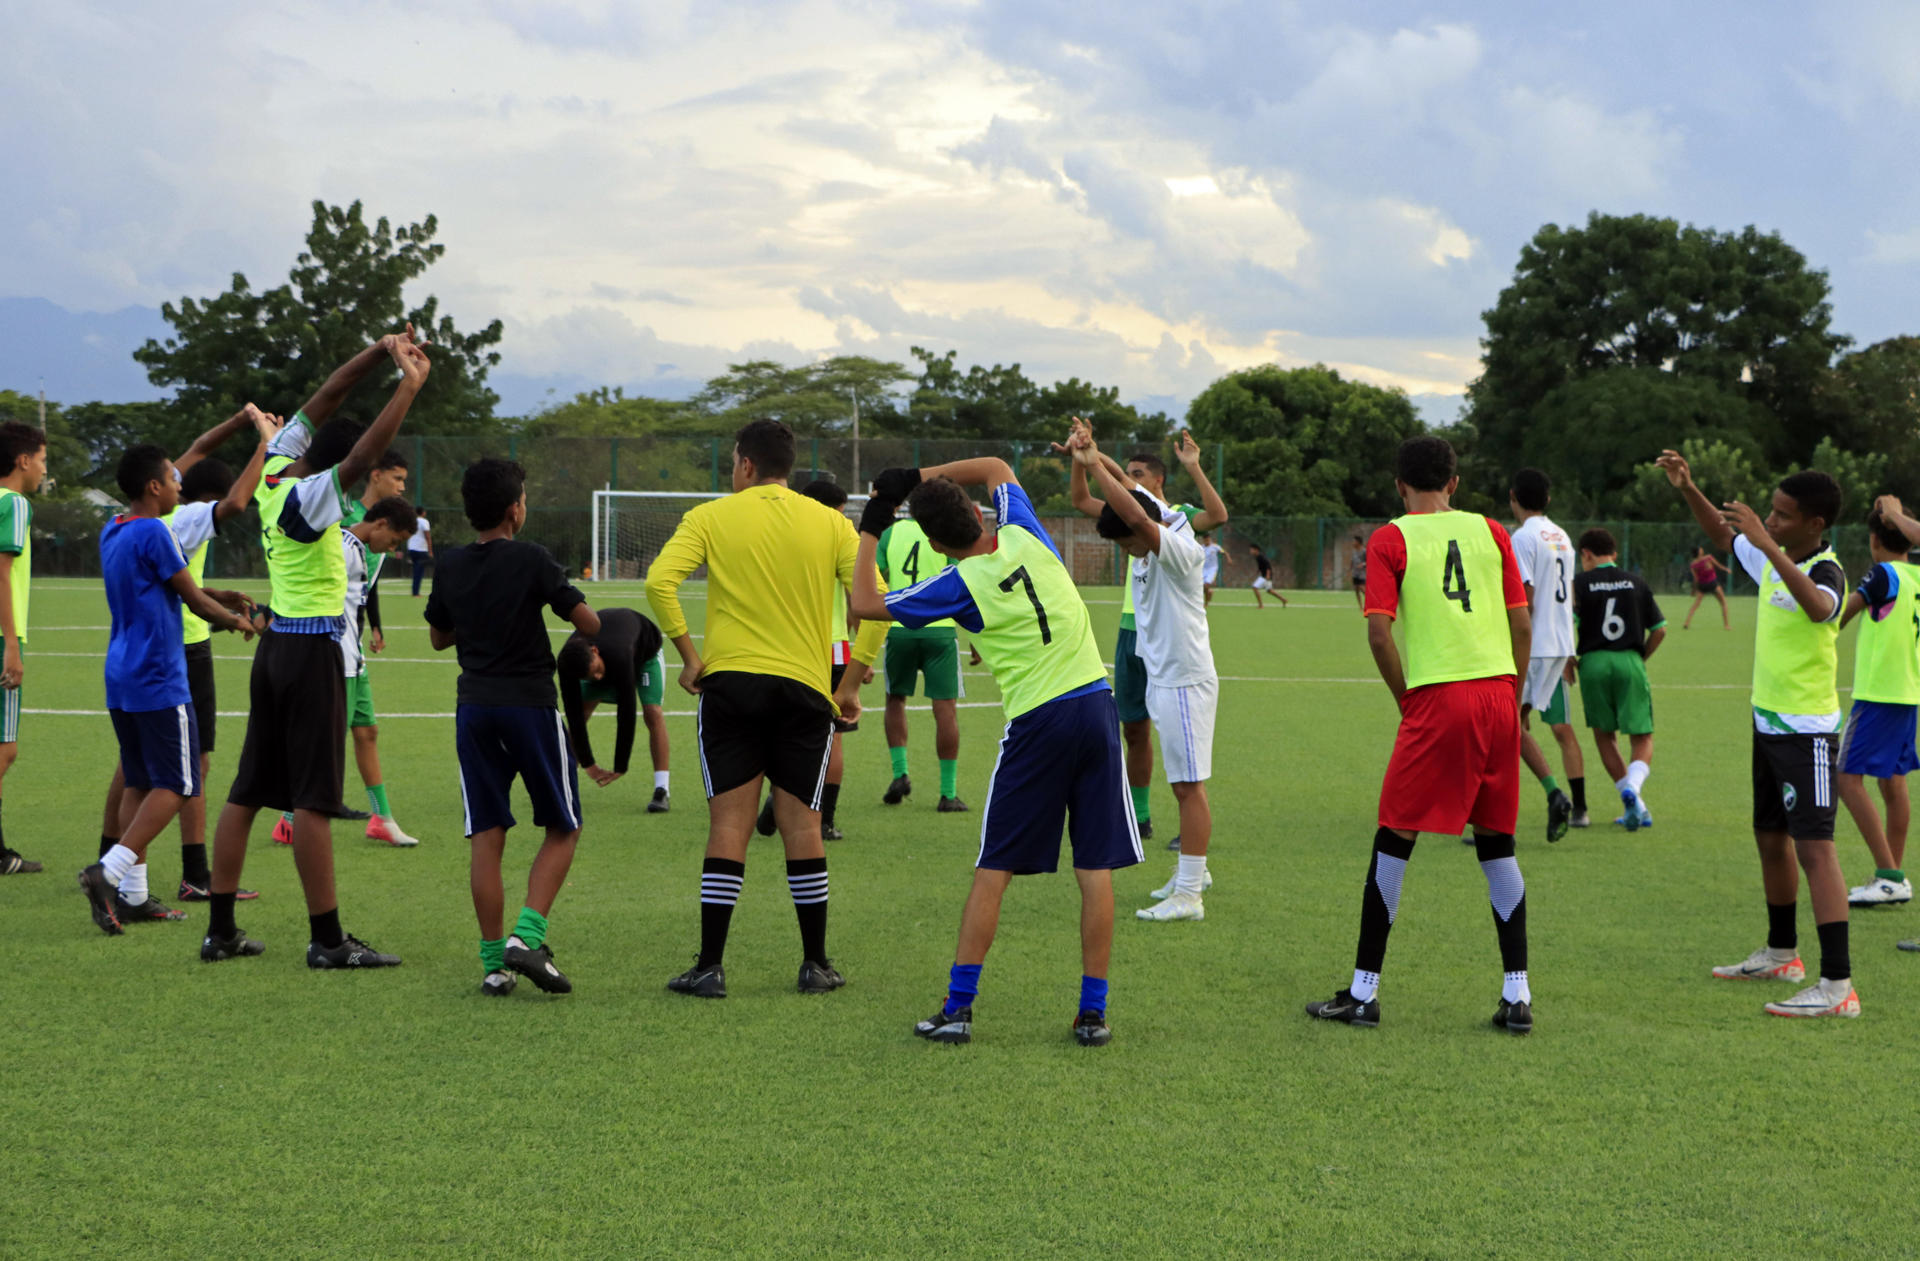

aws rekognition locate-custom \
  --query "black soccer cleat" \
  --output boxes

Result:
[1546,789,1572,843]
[914,1003,971,1043]
[755,796,778,837]
[797,958,846,993]
[115,894,187,923]
[667,958,727,998]
[1,846,43,874]
[200,927,265,962]
[1072,1009,1112,1047]
[504,938,572,994]
[1305,988,1380,1027]
[647,788,671,814]
[481,970,518,997]
[936,796,969,814]
[1492,998,1533,1035]
[1137,820,1153,841]
[882,774,912,805]
[178,880,259,902]
[78,864,124,936]
[821,824,844,841]
[306,934,402,969]
[337,807,372,822]
[1166,832,1183,852]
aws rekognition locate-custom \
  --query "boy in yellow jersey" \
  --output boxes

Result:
[647,420,886,999]
[1840,499,1920,907]
[0,421,47,875]
[1306,437,1536,1033]
[848,457,1139,1047]
[876,512,966,811]
[1660,450,1860,1017]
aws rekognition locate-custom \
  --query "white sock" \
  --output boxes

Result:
[1175,853,1207,896]
[1614,777,1632,797]
[1503,970,1531,1004]
[654,770,671,792]
[120,862,150,903]
[1350,969,1380,1002]
[1767,945,1798,963]
[101,844,138,889]
[1627,760,1651,794]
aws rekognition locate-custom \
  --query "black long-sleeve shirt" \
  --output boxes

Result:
[558,607,663,773]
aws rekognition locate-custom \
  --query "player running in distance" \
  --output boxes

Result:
[1509,469,1586,840]
[1683,546,1731,630]
[1571,530,1664,832]
[1306,436,1536,1034]
[1248,544,1287,609]
[1198,534,1225,606]
[1659,449,1859,1018]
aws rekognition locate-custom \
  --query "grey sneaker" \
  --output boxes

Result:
[914,1003,971,1043]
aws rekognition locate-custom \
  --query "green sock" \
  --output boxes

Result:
[367,783,391,818]
[480,937,506,974]
[1539,774,1559,795]
[1130,784,1150,823]
[939,759,958,799]
[281,810,295,825]
[889,746,909,777]
[512,906,549,950]
[1877,868,1906,883]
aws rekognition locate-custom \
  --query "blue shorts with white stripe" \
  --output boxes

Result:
[111,704,203,796]
[456,704,582,837]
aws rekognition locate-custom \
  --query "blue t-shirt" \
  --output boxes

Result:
[101,514,192,711]
[885,483,1058,631]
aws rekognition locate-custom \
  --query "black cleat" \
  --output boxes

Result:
[797,958,846,993]
[1138,819,1153,841]
[882,774,912,805]
[1492,998,1533,1035]
[1898,938,1920,952]
[667,958,727,998]
[481,970,517,997]
[115,895,187,923]
[78,864,124,936]
[306,934,401,969]
[821,824,844,841]
[1166,832,1182,852]
[1305,988,1380,1027]
[200,926,265,961]
[1546,789,1572,843]
[337,807,372,821]
[647,788,671,814]
[1072,1009,1111,1046]
[936,796,969,814]
[1,847,43,874]
[755,795,777,837]
[504,937,572,994]
[178,880,259,902]
[914,1003,971,1043]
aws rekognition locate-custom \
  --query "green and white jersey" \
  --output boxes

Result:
[0,486,31,645]
[1734,534,1845,734]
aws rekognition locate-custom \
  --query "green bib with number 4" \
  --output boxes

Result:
[956,525,1106,719]
[881,520,956,634]
[1392,511,1515,690]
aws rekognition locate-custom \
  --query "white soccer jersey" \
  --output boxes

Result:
[1132,508,1217,689]
[337,530,373,678]
[1201,542,1224,583]
[1511,514,1576,659]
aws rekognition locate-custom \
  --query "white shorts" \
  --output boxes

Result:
[1252,576,1272,591]
[1203,570,1220,586]
[1524,657,1572,716]
[1146,677,1216,783]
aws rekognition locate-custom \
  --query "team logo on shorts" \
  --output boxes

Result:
[1782,783,1798,810]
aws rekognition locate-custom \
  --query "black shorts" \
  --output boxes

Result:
[696,671,834,805]
[1695,580,1721,595]
[226,630,347,814]
[185,639,217,753]
[1752,730,1839,840]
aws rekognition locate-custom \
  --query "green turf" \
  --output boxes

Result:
[3,578,1914,1258]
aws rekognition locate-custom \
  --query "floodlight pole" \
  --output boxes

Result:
[850,386,861,490]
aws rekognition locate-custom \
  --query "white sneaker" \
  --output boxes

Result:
[1764,978,1860,1018]
[1136,890,1204,922]
[1711,946,1805,981]
[367,816,419,847]
[1848,877,1913,906]
[1569,811,1591,829]
[1149,868,1214,900]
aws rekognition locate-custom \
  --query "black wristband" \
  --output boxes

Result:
[859,495,902,537]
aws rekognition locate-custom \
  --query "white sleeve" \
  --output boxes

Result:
[1732,536,1769,585]
[168,500,218,554]
[281,468,348,538]
[269,410,314,460]
[1510,527,1538,585]
[1157,527,1206,575]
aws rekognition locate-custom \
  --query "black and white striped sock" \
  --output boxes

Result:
[698,858,745,968]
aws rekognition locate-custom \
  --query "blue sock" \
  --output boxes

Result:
[1080,975,1109,1016]
[946,963,981,1015]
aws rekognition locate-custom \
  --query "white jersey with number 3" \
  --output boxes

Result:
[1511,514,1576,659]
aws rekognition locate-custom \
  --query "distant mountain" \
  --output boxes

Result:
[0,298,172,404]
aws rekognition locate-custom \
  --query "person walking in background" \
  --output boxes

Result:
[1351,532,1369,611]
[1684,546,1731,630]
[1248,544,1287,609]
[407,508,433,596]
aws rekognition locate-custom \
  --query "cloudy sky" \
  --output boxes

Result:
[3,1,1918,420]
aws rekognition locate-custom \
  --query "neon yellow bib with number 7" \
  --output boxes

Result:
[956,525,1106,719]
[1392,511,1515,690]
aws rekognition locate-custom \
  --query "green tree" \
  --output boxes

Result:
[1620,436,1773,522]
[1808,436,1888,526]
[694,356,912,436]
[135,200,505,437]
[1818,336,1920,494]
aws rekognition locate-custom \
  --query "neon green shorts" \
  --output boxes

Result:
[347,672,376,729]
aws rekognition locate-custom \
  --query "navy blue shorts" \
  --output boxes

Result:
[978,687,1144,874]
[456,705,582,837]
[111,705,203,797]
[1840,700,1920,779]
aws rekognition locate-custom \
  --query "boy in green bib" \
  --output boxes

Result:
[0,421,47,875]
[1660,450,1859,1018]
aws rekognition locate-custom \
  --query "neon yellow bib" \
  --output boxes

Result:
[957,526,1106,719]
[256,456,346,619]
[1853,562,1920,705]
[0,487,28,645]
[1392,512,1515,689]
[162,508,212,646]
[882,520,956,632]
[1753,544,1841,715]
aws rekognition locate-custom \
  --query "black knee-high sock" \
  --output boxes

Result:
[819,782,841,830]
[181,842,210,885]
[99,834,118,860]
[1569,777,1586,814]
[1474,832,1528,974]
[787,856,829,964]
[1815,919,1850,982]
[1355,827,1416,976]
[698,858,745,968]
[209,892,237,937]
[1767,901,1797,952]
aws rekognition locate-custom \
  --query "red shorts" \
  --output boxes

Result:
[1378,677,1521,837]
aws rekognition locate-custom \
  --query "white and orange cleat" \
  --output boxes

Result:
[271,815,294,846]
[366,816,419,848]
[1764,979,1860,1018]
[1711,947,1805,982]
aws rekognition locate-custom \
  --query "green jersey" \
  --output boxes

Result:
[0,486,30,645]
[879,519,956,637]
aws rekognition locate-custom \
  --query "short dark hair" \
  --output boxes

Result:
[556,633,593,680]
[800,479,847,510]
[116,444,171,501]
[1097,489,1161,541]
[1126,452,1167,481]
[305,419,366,473]
[1395,436,1457,492]
[461,457,526,530]
[373,449,409,472]
[735,418,795,480]
[0,422,45,477]
[1578,527,1617,556]
[1868,506,1908,554]
[1510,468,1551,512]
[361,495,418,536]
[908,477,982,550]
[1777,470,1841,531]
[178,458,233,503]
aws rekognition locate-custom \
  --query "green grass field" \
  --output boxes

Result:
[4,577,1914,1258]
